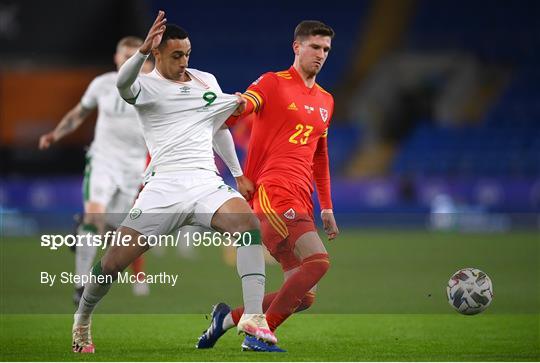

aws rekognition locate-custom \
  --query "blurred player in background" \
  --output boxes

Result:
[71,11,282,354]
[38,36,154,304]
[197,20,339,349]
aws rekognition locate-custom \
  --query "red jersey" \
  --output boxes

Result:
[236,66,333,209]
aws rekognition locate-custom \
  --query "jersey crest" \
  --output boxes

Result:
[320,107,329,122]
[283,208,296,220]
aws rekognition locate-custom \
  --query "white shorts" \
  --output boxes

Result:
[83,157,142,226]
[121,169,243,236]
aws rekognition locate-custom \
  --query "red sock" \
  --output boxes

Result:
[231,290,317,325]
[131,256,144,281]
[265,253,330,331]
[295,291,316,313]
[231,292,278,325]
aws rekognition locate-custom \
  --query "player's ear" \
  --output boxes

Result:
[113,53,120,68]
[151,48,160,61]
[292,40,300,56]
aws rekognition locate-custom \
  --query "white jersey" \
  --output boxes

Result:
[130,68,238,177]
[81,72,147,172]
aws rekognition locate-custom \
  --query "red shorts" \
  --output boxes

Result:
[251,181,316,271]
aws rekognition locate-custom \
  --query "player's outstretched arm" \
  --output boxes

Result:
[232,92,247,116]
[117,10,166,104]
[38,103,92,150]
[212,125,255,199]
[235,175,255,201]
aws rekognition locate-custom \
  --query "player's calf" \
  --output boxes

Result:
[100,226,149,276]
[294,291,316,312]
[211,198,279,345]
[71,227,148,353]
[265,254,330,331]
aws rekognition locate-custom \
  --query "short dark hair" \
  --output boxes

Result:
[294,20,335,40]
[159,24,189,48]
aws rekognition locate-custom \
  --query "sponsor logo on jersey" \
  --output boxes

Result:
[287,102,298,111]
[129,208,142,220]
[180,86,190,94]
[284,208,296,220]
[320,107,329,122]
[304,105,314,114]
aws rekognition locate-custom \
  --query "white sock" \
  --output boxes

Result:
[236,244,265,314]
[222,312,235,330]
[75,225,98,288]
[74,262,112,326]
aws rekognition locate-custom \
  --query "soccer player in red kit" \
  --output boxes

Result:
[197,20,339,351]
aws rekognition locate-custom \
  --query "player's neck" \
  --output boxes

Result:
[155,67,191,83]
[178,72,191,82]
[292,64,316,88]
[170,72,191,83]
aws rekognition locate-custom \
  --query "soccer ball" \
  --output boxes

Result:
[446,268,493,315]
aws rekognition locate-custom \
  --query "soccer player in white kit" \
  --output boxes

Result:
[38,36,154,303]
[71,11,281,353]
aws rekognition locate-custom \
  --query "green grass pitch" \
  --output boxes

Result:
[1,229,538,361]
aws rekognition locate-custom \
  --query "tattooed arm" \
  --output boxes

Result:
[38,103,93,150]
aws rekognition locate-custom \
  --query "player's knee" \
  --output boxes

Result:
[303,253,331,279]
[295,292,316,313]
[100,257,122,277]
[83,213,105,232]
[243,213,260,231]
[84,202,106,220]
[226,213,260,234]
[100,246,131,276]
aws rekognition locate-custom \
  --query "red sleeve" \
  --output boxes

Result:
[225,114,241,128]
[244,73,275,113]
[313,131,333,210]
[226,73,276,128]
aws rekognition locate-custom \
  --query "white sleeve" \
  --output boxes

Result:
[213,127,243,177]
[116,51,148,104]
[80,78,101,110]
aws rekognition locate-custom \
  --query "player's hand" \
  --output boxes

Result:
[321,209,339,240]
[232,92,247,116]
[140,10,167,55]
[38,132,56,150]
[236,175,255,201]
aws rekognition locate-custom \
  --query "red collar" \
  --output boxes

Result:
[288,66,318,95]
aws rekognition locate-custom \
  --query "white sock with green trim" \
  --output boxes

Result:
[74,261,112,325]
[236,232,265,314]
